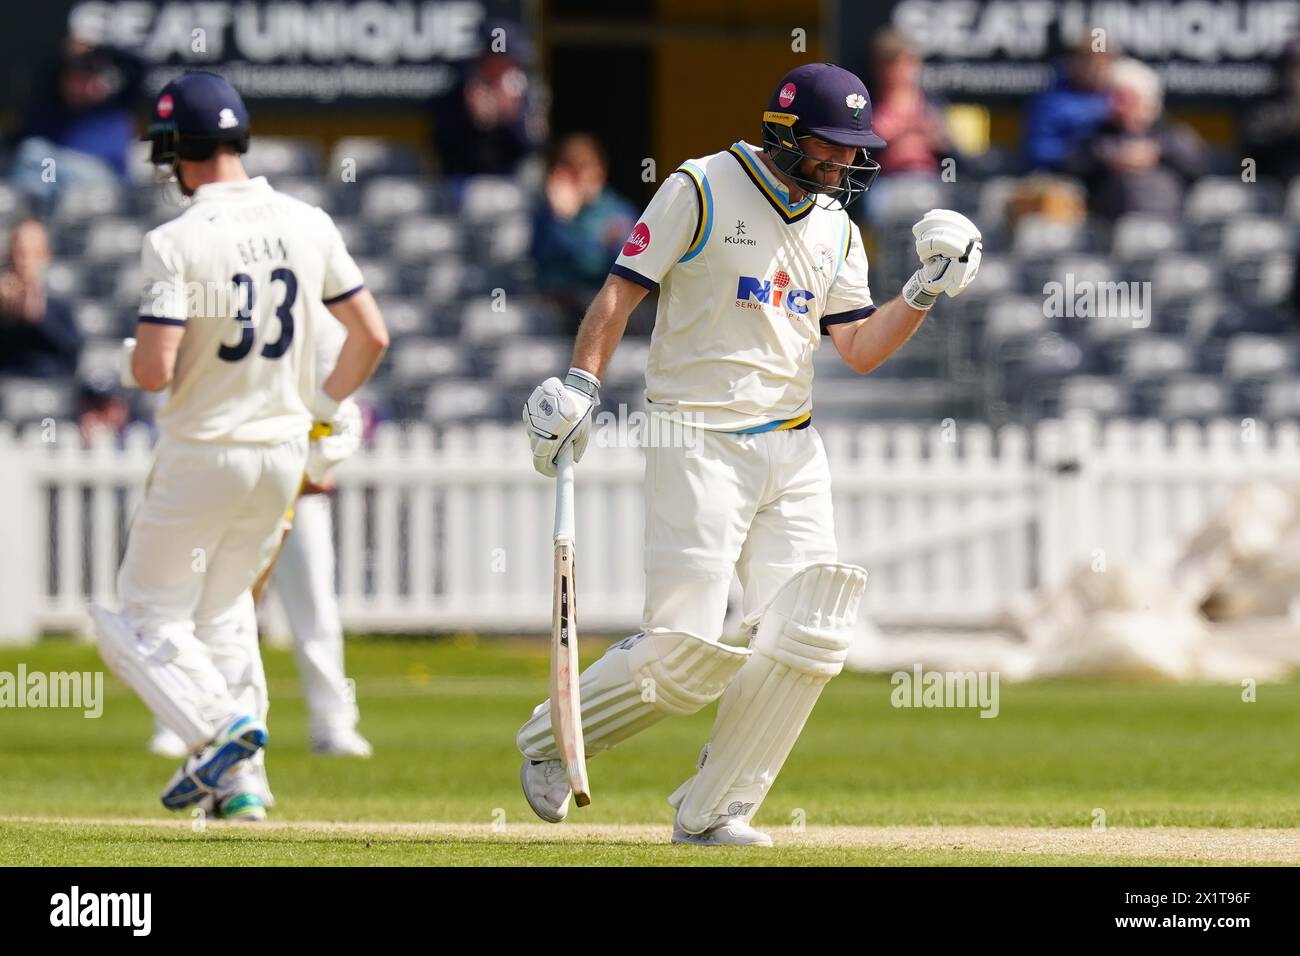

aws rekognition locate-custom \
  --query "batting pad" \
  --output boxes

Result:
[670,562,866,834]
[517,629,750,760]
[91,604,222,752]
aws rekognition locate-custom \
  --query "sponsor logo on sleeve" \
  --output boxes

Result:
[622,222,650,257]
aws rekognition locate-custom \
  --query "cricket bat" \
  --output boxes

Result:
[551,445,591,807]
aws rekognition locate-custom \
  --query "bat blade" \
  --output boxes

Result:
[550,539,590,807]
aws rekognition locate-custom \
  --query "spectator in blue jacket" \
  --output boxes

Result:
[0,219,81,379]
[7,38,143,213]
[1023,41,1114,172]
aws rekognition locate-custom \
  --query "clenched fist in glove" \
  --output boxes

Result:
[523,367,600,477]
[902,209,983,311]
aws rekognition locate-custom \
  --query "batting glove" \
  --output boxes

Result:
[902,208,983,310]
[523,368,599,478]
[306,396,363,484]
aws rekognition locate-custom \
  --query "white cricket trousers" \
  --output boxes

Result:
[643,424,837,639]
[118,434,308,731]
[267,492,360,738]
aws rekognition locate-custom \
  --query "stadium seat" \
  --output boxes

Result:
[242,137,322,178]
[1110,214,1182,262]
[423,379,504,421]
[81,218,146,263]
[1261,377,1300,418]
[457,296,537,343]
[1120,336,1196,381]
[387,338,465,386]
[1220,217,1294,262]
[360,177,432,222]
[980,296,1055,353]
[489,338,573,385]
[460,176,529,224]
[373,297,434,339]
[45,262,84,300]
[0,182,27,221]
[74,300,125,338]
[1185,176,1257,225]
[867,174,946,225]
[350,258,399,297]
[1222,335,1297,381]
[54,183,123,224]
[0,377,77,425]
[78,337,125,392]
[1150,253,1219,304]
[1156,377,1232,419]
[329,137,422,179]
[1057,376,1133,417]
[1013,214,1086,257]
[392,216,462,263]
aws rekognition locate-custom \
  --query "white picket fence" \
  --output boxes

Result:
[1,416,1296,643]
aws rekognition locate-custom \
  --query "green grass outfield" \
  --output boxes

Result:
[1,637,1298,866]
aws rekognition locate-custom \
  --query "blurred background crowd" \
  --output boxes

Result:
[3,0,1300,442]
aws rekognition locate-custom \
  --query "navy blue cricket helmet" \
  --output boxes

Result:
[761,63,886,209]
[145,71,250,167]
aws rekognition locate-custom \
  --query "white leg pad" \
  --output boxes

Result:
[517,629,750,760]
[91,605,226,752]
[671,562,866,834]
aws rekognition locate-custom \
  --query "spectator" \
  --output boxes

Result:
[869,29,952,177]
[530,133,636,325]
[1022,40,1114,172]
[1242,37,1300,187]
[78,385,132,444]
[433,51,540,186]
[7,36,143,212]
[1067,58,1207,222]
[0,219,81,379]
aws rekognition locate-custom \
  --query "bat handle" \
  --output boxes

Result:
[554,444,576,543]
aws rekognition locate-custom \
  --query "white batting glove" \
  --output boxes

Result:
[902,208,983,310]
[119,338,139,388]
[306,396,363,483]
[523,368,599,478]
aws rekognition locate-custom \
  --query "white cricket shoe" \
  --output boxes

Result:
[311,729,373,758]
[147,727,190,759]
[520,758,571,823]
[672,814,774,847]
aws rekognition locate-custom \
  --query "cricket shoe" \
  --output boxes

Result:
[311,729,373,758]
[160,714,268,811]
[217,791,268,822]
[671,813,774,847]
[147,727,191,759]
[520,758,571,823]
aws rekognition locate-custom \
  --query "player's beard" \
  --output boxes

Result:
[798,158,845,195]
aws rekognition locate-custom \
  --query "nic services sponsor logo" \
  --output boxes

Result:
[735,270,814,315]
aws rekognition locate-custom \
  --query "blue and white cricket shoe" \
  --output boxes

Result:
[161,715,268,811]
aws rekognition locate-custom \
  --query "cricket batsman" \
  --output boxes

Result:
[519,63,982,845]
[91,71,388,819]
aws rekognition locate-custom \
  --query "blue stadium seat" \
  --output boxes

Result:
[1150,253,1220,304]
[1220,217,1294,262]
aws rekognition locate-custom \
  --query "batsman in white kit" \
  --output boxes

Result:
[520,63,982,844]
[91,72,388,819]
